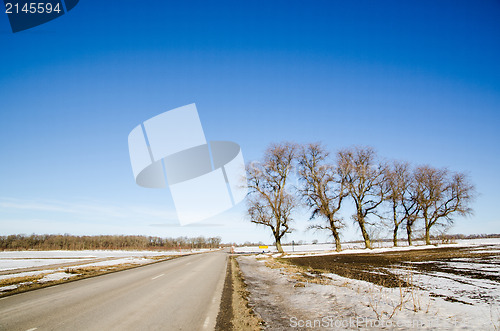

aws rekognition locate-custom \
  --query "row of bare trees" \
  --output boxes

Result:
[246,142,475,253]
[0,234,222,251]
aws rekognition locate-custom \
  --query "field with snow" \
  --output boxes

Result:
[0,250,191,272]
[234,238,500,255]
[237,238,500,330]
[0,249,210,295]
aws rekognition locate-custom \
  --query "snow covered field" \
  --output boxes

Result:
[0,249,211,294]
[234,238,500,255]
[237,238,500,330]
[0,250,190,272]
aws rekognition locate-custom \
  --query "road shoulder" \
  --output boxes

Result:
[215,255,263,330]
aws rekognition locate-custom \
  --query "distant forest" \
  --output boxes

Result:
[0,234,222,251]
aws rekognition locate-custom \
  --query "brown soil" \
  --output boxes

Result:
[286,245,500,288]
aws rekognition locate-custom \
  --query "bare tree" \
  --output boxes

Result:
[297,143,347,252]
[404,202,420,246]
[246,142,298,253]
[338,146,388,249]
[402,170,420,246]
[384,161,416,246]
[209,236,222,248]
[414,166,475,245]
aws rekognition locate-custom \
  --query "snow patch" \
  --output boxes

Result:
[38,272,78,283]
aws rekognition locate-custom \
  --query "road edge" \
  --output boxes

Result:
[215,255,264,331]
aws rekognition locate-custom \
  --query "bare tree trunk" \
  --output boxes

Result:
[393,225,399,247]
[425,226,431,245]
[393,206,398,247]
[406,223,413,246]
[424,215,431,245]
[275,238,284,253]
[360,224,372,249]
[357,212,371,249]
[330,219,342,252]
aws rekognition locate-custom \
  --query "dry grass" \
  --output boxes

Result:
[491,305,500,331]
[64,263,139,276]
[0,275,74,297]
[363,267,430,320]
[149,255,176,261]
[232,257,264,330]
[264,257,331,286]
[65,266,107,274]
[0,274,45,287]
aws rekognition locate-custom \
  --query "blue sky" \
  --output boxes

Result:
[0,0,499,244]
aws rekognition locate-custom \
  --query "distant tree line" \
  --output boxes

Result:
[246,142,476,253]
[432,233,500,240]
[237,233,500,248]
[0,234,222,251]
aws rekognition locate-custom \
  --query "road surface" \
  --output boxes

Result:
[0,251,227,331]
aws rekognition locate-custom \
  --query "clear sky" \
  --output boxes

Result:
[1,0,499,244]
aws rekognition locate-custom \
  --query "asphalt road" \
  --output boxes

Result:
[0,251,227,331]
